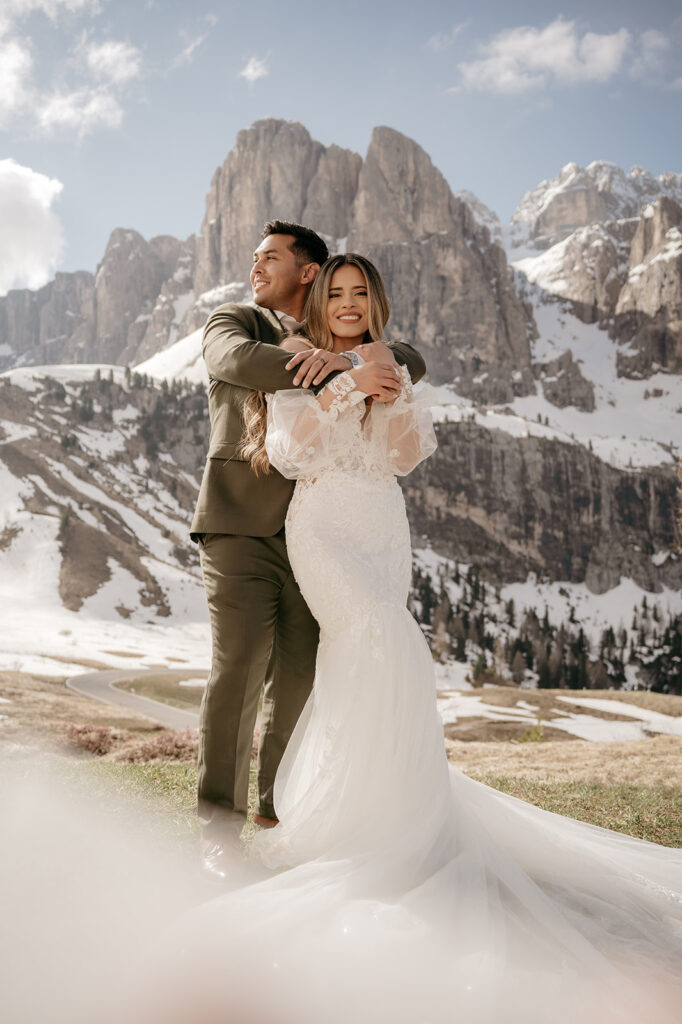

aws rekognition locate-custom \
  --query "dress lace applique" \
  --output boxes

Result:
[324,371,363,420]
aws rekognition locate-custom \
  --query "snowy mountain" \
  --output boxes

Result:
[0,122,680,689]
[508,160,682,250]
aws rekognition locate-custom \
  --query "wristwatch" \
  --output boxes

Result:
[341,350,365,369]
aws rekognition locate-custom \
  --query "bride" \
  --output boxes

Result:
[156,254,682,1024]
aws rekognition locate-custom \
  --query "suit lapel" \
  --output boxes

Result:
[252,303,284,338]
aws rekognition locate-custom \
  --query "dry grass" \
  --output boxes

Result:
[472,776,682,847]
[0,670,165,755]
[446,734,682,786]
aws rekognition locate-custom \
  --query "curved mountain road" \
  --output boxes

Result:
[66,669,200,730]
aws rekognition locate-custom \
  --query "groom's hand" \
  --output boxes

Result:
[286,348,353,388]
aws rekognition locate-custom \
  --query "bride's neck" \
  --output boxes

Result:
[331,336,363,353]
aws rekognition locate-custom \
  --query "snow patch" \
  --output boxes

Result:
[134,328,207,386]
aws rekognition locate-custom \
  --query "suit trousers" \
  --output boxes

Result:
[197,530,319,831]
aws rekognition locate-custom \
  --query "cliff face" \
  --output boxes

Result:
[0,230,189,370]
[404,420,680,596]
[348,128,534,400]
[0,270,95,367]
[614,198,682,376]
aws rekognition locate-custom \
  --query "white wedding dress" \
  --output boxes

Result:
[166,369,682,1024]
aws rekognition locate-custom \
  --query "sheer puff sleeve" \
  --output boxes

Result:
[265,373,366,480]
[370,365,438,476]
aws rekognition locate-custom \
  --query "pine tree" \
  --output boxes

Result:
[511,649,525,685]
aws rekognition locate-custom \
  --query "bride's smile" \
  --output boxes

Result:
[326,263,370,348]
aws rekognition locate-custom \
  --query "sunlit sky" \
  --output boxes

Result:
[2,0,681,295]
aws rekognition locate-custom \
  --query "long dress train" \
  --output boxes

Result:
[164,368,682,1024]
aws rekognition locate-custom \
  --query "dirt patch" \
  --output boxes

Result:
[444,717,575,743]
[446,734,682,787]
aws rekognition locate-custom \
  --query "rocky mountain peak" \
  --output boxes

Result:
[349,126,460,249]
[511,160,682,250]
[193,119,329,295]
[95,228,181,365]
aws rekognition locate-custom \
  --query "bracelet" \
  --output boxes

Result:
[342,350,364,369]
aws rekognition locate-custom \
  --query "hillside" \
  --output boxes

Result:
[0,366,209,675]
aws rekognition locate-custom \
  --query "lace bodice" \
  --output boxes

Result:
[265,366,437,484]
[262,366,437,644]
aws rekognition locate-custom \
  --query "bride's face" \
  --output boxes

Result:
[326,264,369,344]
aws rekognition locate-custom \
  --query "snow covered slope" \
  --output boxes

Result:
[0,366,210,674]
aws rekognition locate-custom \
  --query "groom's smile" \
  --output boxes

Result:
[250,232,318,314]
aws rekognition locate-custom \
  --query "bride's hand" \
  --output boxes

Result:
[355,341,398,368]
[350,362,401,402]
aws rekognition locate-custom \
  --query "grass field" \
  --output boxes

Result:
[51,758,682,848]
[2,669,681,848]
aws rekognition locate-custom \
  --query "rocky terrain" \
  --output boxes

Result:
[0,120,680,689]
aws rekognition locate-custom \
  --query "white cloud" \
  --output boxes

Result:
[3,0,100,20]
[83,39,142,83]
[172,14,218,68]
[173,32,208,68]
[0,159,64,295]
[239,55,269,84]
[0,0,133,139]
[629,28,681,86]
[458,18,630,94]
[0,36,32,127]
[37,87,122,136]
[426,22,467,53]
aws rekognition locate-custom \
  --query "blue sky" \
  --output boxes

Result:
[1,0,681,294]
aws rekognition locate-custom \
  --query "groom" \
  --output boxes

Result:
[191,219,426,877]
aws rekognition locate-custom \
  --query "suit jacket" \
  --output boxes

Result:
[190,302,427,538]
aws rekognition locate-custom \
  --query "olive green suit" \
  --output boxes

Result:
[191,301,426,830]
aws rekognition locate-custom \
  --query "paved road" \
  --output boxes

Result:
[66,669,200,730]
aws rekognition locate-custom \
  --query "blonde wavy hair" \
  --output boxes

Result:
[239,253,390,476]
[239,335,314,476]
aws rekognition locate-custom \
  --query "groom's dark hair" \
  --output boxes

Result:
[261,220,329,269]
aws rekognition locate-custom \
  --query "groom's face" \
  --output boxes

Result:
[251,234,308,309]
